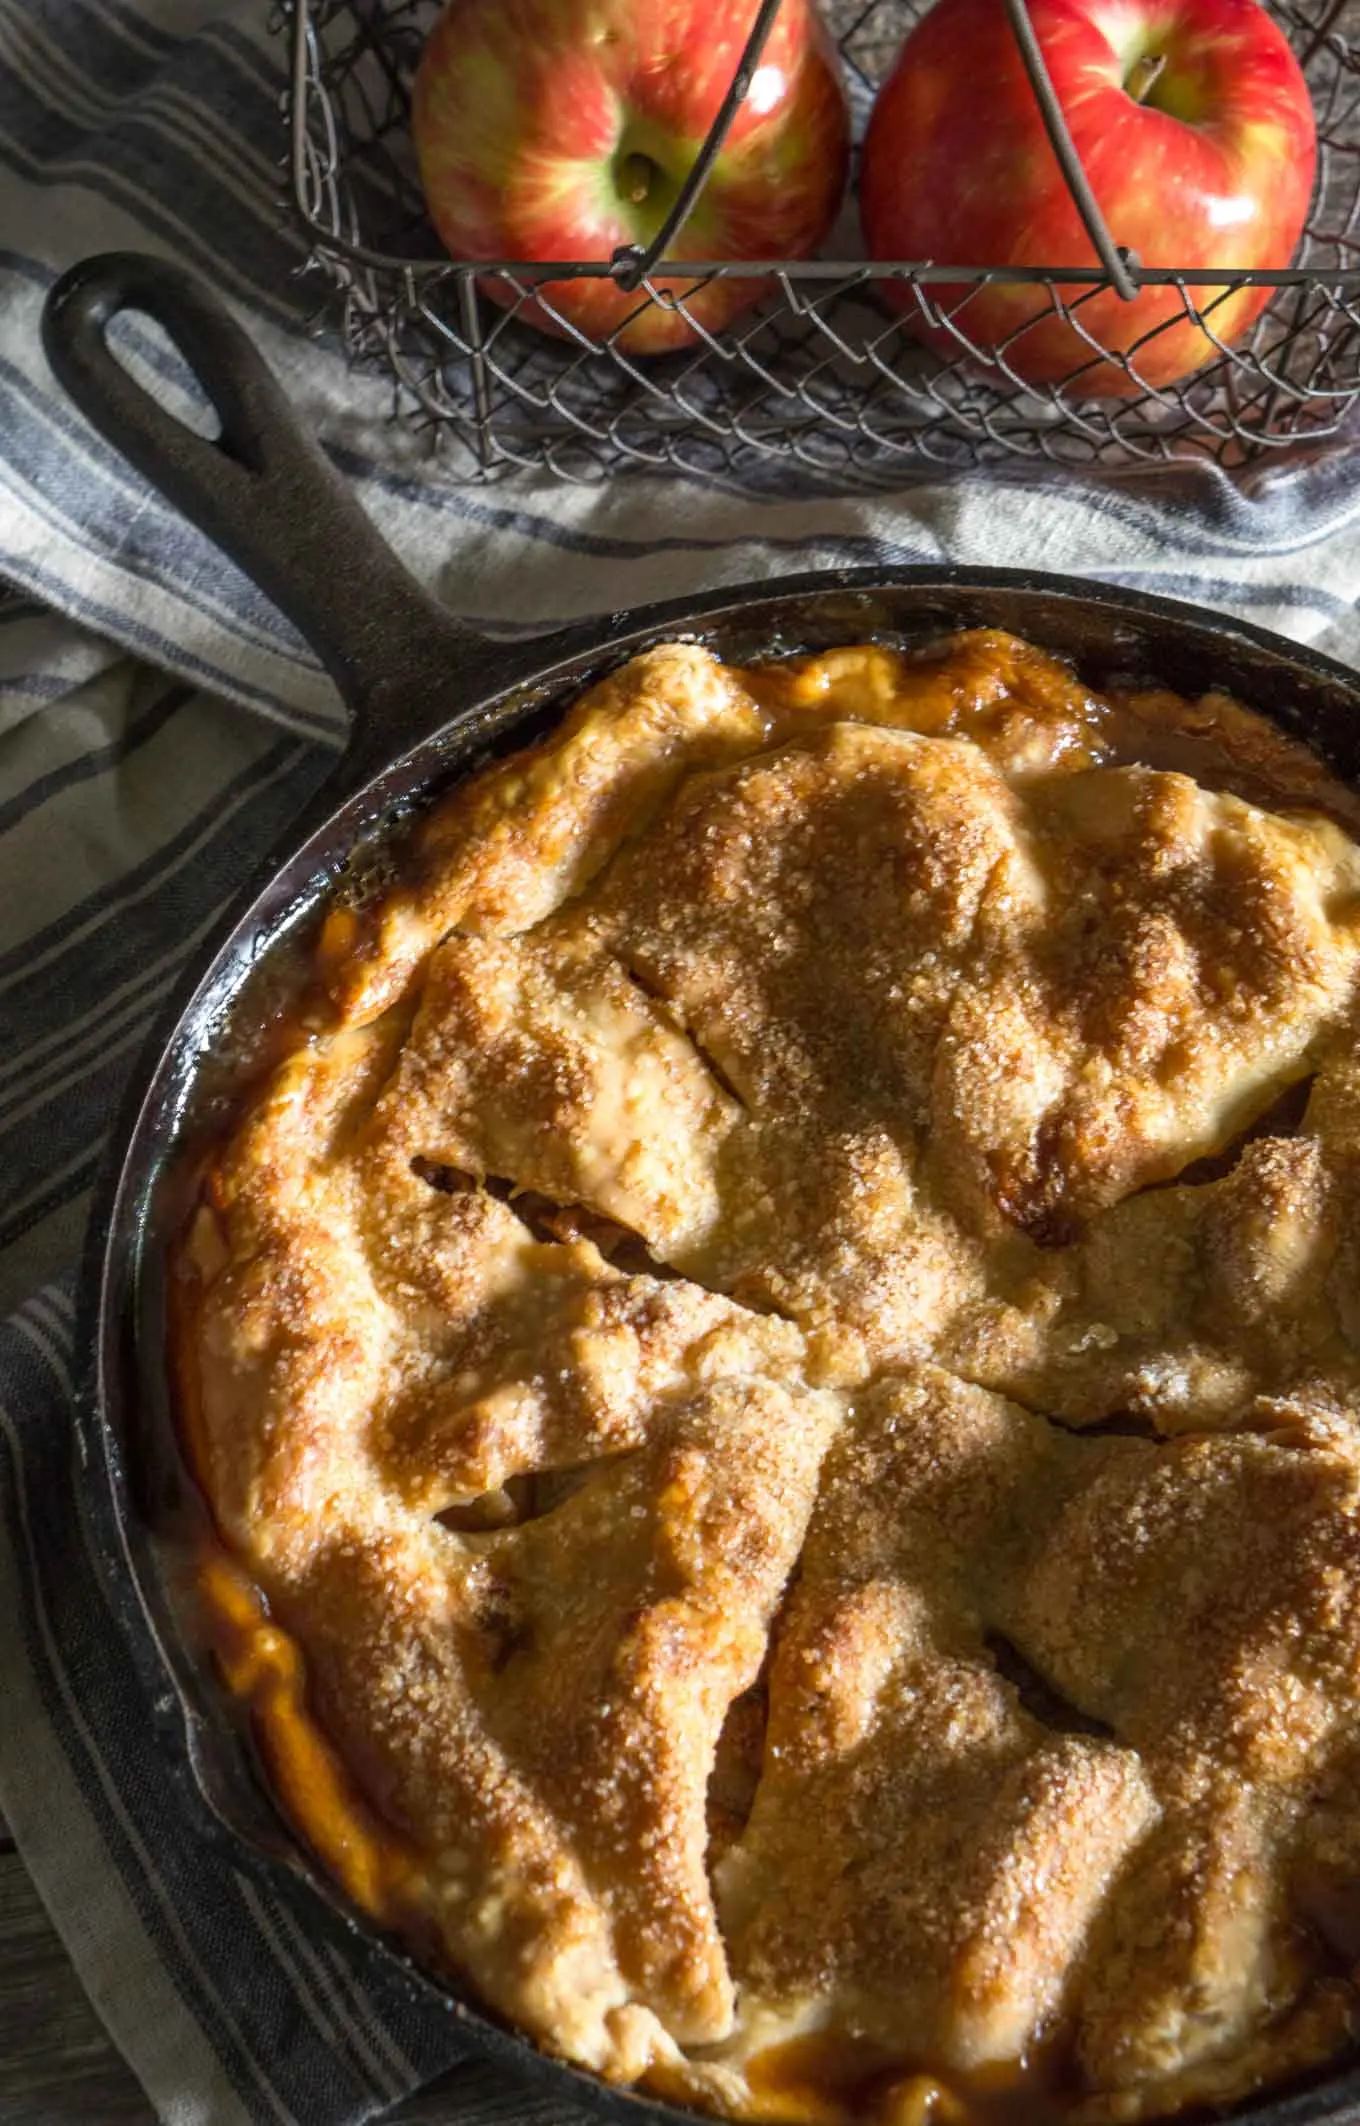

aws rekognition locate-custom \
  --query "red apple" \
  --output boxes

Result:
[859,0,1317,396]
[412,0,850,357]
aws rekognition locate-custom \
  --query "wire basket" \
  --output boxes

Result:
[286,0,1360,481]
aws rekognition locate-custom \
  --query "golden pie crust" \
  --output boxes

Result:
[176,631,1360,2125]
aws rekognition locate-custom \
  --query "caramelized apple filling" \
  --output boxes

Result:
[177,633,1360,2124]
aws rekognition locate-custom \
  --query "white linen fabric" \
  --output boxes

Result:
[4,4,1360,2120]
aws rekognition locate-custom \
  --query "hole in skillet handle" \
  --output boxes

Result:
[106,311,223,442]
[41,250,345,570]
[39,250,498,766]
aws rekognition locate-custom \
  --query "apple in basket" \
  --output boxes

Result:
[858,0,1317,396]
[411,0,851,357]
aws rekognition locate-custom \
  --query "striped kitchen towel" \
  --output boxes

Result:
[5,4,1360,2124]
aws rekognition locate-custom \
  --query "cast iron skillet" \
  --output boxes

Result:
[40,250,1360,2126]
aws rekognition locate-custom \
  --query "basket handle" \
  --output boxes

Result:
[1000,0,1138,300]
[41,252,488,744]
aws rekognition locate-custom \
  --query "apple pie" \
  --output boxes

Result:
[175,629,1360,2125]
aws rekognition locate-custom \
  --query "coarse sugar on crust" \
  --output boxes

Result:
[178,631,1360,2125]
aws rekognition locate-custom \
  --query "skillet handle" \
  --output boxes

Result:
[41,251,487,753]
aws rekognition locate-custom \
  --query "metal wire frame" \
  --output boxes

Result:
[283,0,1360,481]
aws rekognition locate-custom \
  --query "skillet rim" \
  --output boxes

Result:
[74,563,1360,2126]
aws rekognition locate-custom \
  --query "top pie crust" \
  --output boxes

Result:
[178,631,1360,2125]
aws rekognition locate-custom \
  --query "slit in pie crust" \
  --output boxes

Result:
[174,631,1360,2125]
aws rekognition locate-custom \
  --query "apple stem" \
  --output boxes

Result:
[1125,50,1167,103]
[619,152,655,206]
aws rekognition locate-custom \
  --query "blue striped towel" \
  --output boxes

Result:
[6,4,1360,2122]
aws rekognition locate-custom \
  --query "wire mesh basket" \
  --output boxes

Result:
[286,0,1360,482]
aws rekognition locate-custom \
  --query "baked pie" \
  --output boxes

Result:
[176,629,1360,2125]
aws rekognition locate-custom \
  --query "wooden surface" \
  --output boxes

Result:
[0,1806,535,2124]
[0,1810,149,2124]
